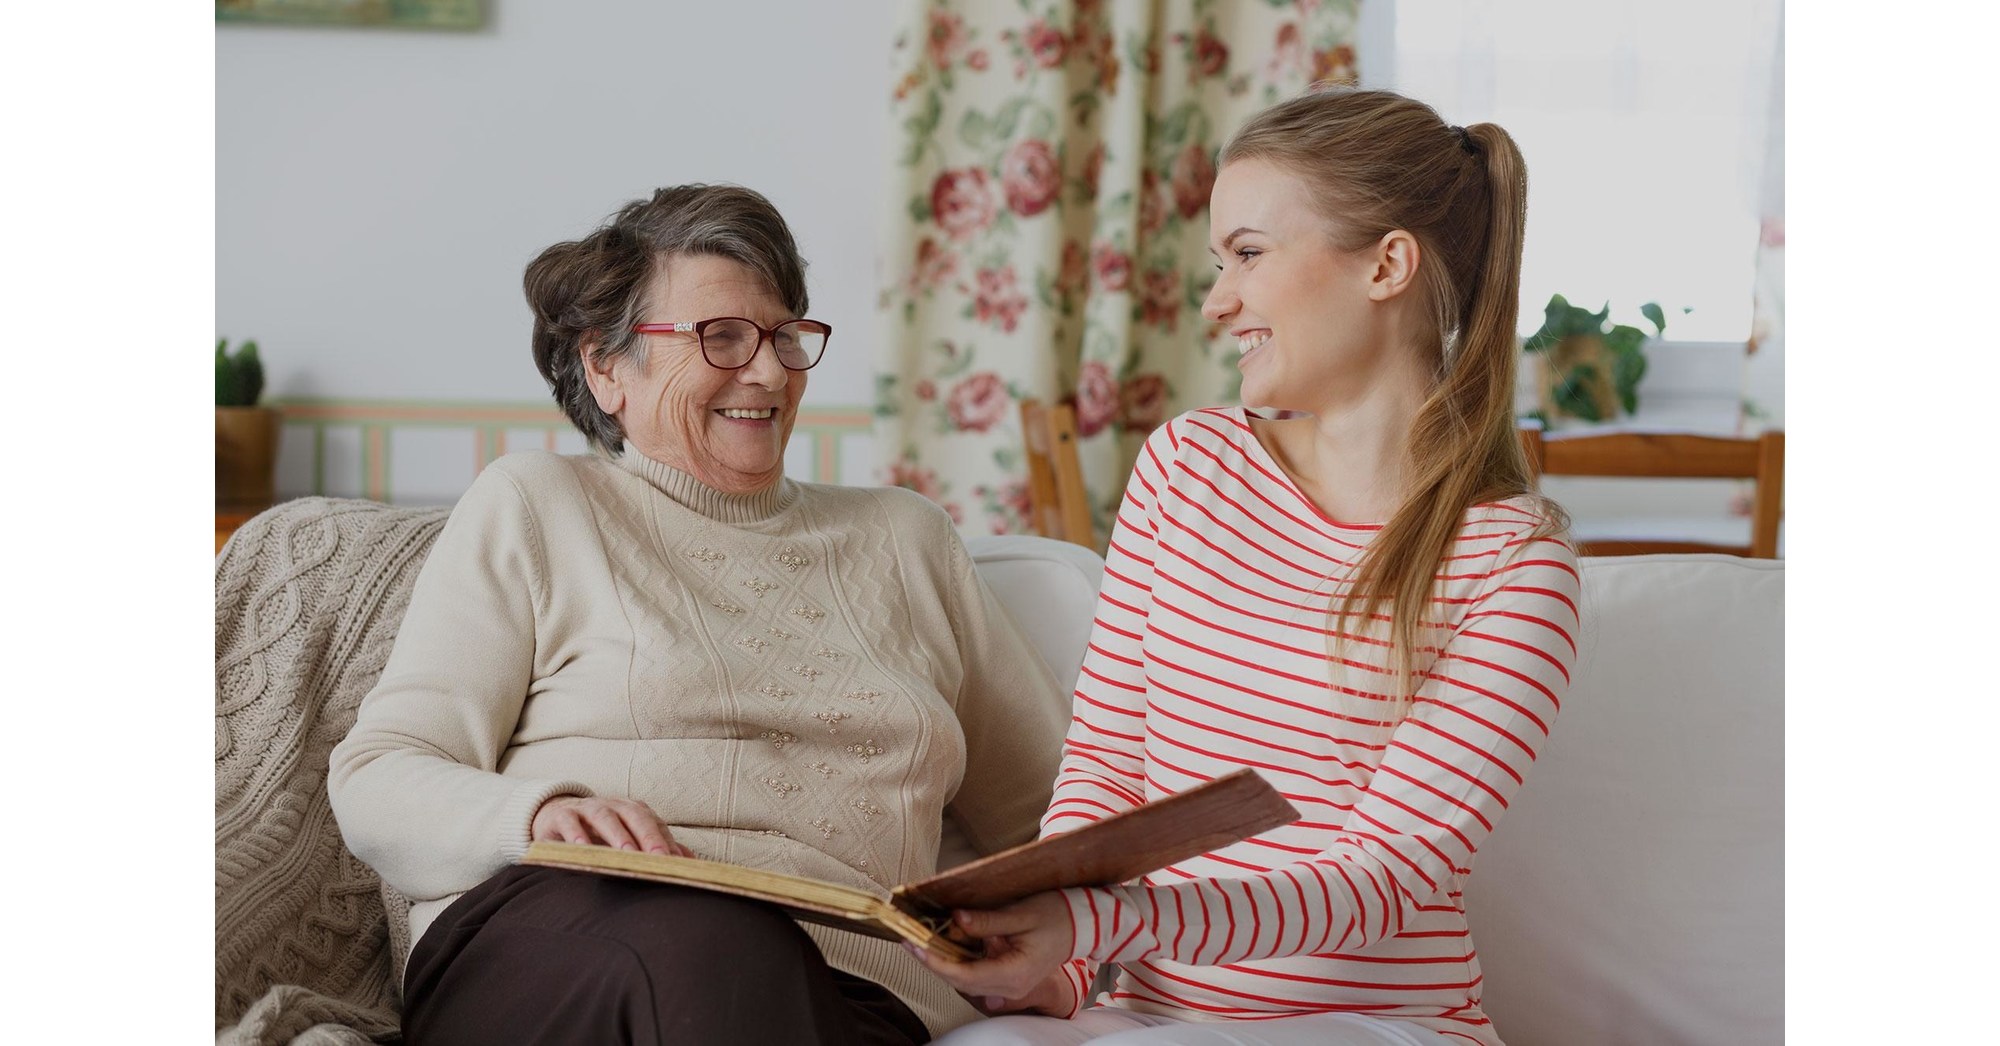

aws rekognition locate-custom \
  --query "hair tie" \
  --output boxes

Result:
[1451,125,1478,156]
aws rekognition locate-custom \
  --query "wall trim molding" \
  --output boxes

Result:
[269,397,872,503]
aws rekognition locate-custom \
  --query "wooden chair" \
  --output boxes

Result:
[1020,398,1095,548]
[1518,428,1785,558]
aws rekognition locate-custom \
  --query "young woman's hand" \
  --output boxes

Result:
[531,796,693,856]
[906,891,1075,1007]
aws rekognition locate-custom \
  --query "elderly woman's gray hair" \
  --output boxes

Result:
[524,184,810,454]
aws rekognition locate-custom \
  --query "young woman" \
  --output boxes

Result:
[916,87,1581,1046]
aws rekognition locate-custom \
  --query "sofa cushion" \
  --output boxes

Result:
[1464,554,1784,1046]
[962,534,1105,699]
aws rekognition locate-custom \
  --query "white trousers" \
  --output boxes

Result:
[930,1006,1454,1046]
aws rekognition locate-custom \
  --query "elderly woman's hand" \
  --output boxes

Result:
[532,796,694,857]
[904,891,1075,1011]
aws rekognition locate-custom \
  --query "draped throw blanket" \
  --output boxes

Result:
[875,0,1360,542]
[215,498,450,1045]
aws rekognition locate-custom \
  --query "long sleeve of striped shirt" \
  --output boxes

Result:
[1032,404,1175,1015]
[1037,408,1581,1038]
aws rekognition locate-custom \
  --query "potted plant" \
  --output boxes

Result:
[1521,295,1676,425]
[216,338,281,507]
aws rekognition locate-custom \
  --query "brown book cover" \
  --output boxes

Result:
[520,768,1298,961]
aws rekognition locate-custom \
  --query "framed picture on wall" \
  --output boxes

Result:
[216,0,483,29]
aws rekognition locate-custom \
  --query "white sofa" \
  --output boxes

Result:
[965,538,1785,1046]
[1466,554,1783,1046]
[217,507,1781,1045]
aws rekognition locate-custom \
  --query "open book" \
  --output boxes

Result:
[520,768,1299,961]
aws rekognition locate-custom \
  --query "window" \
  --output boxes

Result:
[1383,0,1783,343]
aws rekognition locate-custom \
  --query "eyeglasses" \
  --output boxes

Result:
[631,316,833,371]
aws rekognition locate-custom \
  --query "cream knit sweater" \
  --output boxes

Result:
[327,449,1068,1037]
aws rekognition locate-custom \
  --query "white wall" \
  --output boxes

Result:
[217,0,902,411]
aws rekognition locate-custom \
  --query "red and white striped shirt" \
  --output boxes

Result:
[1045,407,1581,1046]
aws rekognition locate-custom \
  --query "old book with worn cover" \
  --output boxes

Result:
[520,768,1299,960]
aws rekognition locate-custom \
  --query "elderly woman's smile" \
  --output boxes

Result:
[585,253,810,495]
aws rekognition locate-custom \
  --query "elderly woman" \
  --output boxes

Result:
[328,184,1068,1046]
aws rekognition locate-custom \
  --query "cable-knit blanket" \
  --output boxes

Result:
[215,498,450,1045]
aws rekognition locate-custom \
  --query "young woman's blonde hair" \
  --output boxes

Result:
[1221,85,1569,717]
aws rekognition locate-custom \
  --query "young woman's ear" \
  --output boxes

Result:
[580,336,626,416]
[1365,230,1422,302]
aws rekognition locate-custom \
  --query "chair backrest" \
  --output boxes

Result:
[1019,398,1096,548]
[1519,427,1785,558]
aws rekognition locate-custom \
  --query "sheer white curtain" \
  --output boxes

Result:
[1744,9,1785,434]
[1389,0,1782,435]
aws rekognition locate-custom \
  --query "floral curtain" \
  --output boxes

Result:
[874,0,1361,540]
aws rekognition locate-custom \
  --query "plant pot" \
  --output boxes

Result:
[216,406,281,507]
[1538,334,1624,424]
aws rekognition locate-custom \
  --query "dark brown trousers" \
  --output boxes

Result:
[403,865,929,1046]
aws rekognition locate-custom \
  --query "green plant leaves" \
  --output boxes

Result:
[1613,348,1647,415]
[1525,293,1609,351]
[1640,302,1666,336]
[1552,363,1603,422]
[1602,324,1646,358]
[239,341,264,406]
[1521,329,1558,353]
[1573,301,1611,337]
[1524,294,1680,420]
[215,338,265,407]
[1522,294,1569,353]
[216,342,235,406]
[1602,325,1648,415]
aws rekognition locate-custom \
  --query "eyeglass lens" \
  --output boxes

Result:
[702,318,829,370]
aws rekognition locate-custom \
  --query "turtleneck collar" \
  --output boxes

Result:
[612,449,801,525]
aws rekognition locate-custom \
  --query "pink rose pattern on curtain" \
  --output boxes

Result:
[875,0,1359,539]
